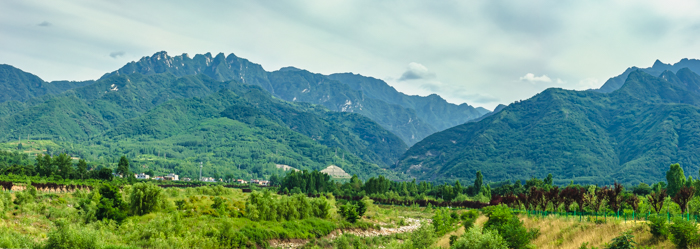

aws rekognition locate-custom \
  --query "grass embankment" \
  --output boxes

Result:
[521,215,679,249]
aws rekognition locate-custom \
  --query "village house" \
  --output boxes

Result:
[135,173,150,180]
[164,173,179,181]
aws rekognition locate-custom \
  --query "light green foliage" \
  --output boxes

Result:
[432,208,458,236]
[451,225,508,249]
[0,229,37,248]
[483,204,535,249]
[44,219,98,249]
[129,182,166,215]
[669,218,699,248]
[0,191,11,214]
[406,224,436,249]
[13,184,37,205]
[245,191,329,222]
[647,214,668,239]
[667,163,686,197]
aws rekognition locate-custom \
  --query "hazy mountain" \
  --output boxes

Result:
[597,58,700,93]
[102,52,489,144]
[397,68,700,185]
[327,73,490,131]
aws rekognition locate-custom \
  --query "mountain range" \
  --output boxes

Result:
[397,67,700,185]
[0,65,407,180]
[100,52,489,145]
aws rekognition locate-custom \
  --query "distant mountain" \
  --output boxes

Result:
[102,52,489,144]
[0,71,407,179]
[0,64,93,103]
[597,58,700,93]
[397,68,700,185]
[327,73,490,131]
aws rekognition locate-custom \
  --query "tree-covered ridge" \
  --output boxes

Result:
[398,69,700,186]
[597,58,700,93]
[101,51,489,145]
[0,64,94,103]
[0,71,407,180]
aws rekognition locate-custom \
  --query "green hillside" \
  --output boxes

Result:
[0,71,407,180]
[397,68,700,185]
[102,52,489,144]
[0,64,93,103]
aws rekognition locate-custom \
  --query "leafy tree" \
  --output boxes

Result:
[672,185,696,214]
[648,189,668,214]
[54,153,73,180]
[116,156,131,177]
[451,225,508,249]
[339,204,359,223]
[76,159,88,180]
[544,173,553,186]
[647,214,669,239]
[632,182,652,196]
[130,183,166,215]
[95,184,128,223]
[667,163,686,197]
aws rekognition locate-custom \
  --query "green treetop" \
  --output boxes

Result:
[666,163,686,197]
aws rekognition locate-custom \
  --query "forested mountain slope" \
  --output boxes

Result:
[397,68,700,185]
[102,52,489,144]
[0,70,407,180]
[0,64,93,103]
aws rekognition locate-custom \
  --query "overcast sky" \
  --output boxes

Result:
[3,0,700,110]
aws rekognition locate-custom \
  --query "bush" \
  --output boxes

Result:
[605,232,635,249]
[407,224,436,249]
[13,185,37,205]
[130,182,166,215]
[450,225,508,249]
[339,204,360,223]
[648,214,669,239]
[461,209,479,230]
[44,219,98,249]
[669,218,699,248]
[483,204,534,249]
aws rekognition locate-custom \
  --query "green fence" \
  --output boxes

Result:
[513,209,699,223]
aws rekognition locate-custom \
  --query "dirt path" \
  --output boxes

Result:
[269,218,426,249]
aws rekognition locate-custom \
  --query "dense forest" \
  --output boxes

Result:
[399,68,700,185]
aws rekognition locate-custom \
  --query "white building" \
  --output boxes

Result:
[164,173,179,181]
[135,173,150,180]
[201,177,216,182]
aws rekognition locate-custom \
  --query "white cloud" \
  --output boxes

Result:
[2,0,700,110]
[399,62,436,81]
[109,51,125,58]
[520,73,552,83]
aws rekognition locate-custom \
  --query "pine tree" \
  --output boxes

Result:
[77,159,88,179]
[473,171,483,195]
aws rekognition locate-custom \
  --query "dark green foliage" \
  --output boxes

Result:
[95,184,128,223]
[13,184,37,205]
[116,156,130,177]
[483,205,534,249]
[339,204,360,223]
[398,69,700,185]
[473,171,483,195]
[605,232,636,249]
[669,218,700,248]
[0,64,93,103]
[632,183,652,196]
[647,214,668,239]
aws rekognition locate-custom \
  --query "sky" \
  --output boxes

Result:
[3,1,700,110]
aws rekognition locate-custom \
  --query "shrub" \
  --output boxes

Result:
[605,232,635,249]
[669,218,699,248]
[130,182,166,215]
[461,209,479,230]
[339,204,359,223]
[13,185,37,205]
[408,224,436,249]
[44,219,98,249]
[450,225,508,249]
[483,204,534,249]
[647,214,669,239]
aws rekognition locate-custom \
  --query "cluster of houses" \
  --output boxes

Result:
[131,173,269,186]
